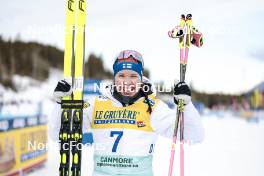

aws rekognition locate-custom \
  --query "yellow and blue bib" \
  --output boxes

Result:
[91,95,159,132]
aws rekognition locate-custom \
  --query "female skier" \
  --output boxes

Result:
[51,50,204,176]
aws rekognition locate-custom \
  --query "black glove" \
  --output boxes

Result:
[174,81,191,105]
[53,80,72,103]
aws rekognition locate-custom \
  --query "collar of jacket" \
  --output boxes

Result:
[112,83,153,106]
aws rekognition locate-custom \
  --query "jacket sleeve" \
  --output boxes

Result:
[49,97,95,142]
[150,100,204,144]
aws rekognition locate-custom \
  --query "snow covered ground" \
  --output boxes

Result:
[26,113,264,176]
[1,72,264,176]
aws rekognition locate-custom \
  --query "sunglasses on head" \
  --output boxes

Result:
[117,50,144,66]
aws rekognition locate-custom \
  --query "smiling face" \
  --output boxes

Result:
[114,70,142,97]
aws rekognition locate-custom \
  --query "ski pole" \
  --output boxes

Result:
[168,14,187,176]
[168,13,203,176]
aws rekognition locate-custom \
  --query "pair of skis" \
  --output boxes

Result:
[59,0,86,176]
[168,14,203,176]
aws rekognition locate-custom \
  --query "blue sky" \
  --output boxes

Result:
[1,0,263,93]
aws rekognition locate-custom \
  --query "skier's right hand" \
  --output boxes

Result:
[53,80,72,103]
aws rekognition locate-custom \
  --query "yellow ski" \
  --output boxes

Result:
[60,0,86,176]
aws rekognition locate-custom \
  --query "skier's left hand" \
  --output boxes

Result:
[174,81,191,105]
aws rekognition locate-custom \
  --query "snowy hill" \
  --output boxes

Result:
[0,69,62,118]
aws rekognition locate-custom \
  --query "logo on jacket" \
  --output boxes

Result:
[143,98,155,106]
[137,121,146,128]
[98,95,108,101]
[83,102,90,109]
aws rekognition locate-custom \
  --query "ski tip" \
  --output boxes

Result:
[186,14,192,19]
[181,14,185,19]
